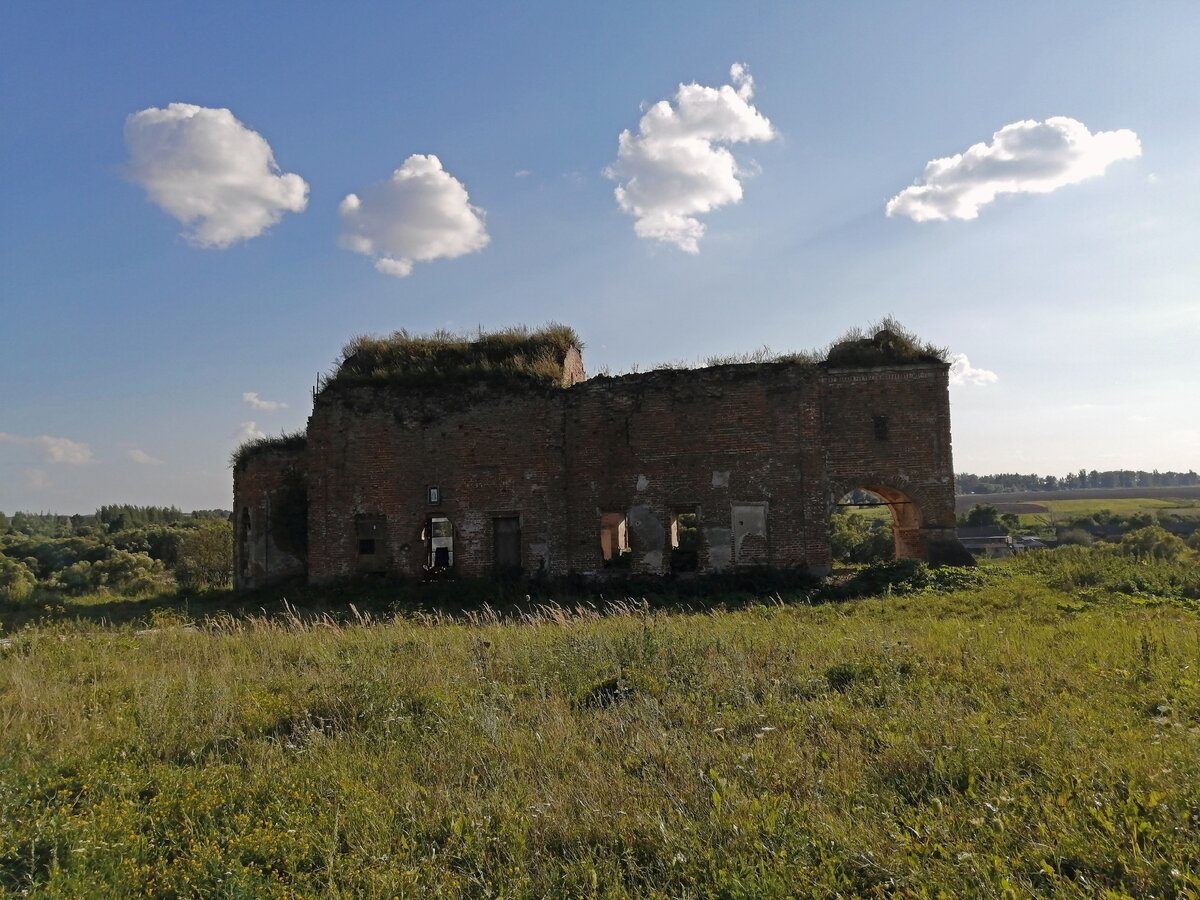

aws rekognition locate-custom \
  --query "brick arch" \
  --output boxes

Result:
[827,476,946,562]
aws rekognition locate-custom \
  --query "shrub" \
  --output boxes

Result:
[0,555,36,601]
[1058,528,1094,547]
[175,521,233,591]
[1120,525,1186,561]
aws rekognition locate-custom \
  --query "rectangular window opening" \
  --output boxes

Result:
[358,538,376,556]
[873,415,889,441]
[670,507,700,572]
[599,512,631,569]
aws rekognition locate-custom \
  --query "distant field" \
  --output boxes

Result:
[955,486,1200,518]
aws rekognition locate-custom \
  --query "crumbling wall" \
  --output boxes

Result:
[306,383,571,583]
[300,359,962,583]
[241,346,966,588]
[819,364,960,572]
[562,363,827,575]
[232,449,307,589]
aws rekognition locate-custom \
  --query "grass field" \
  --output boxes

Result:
[956,487,1200,517]
[2,550,1199,896]
[953,491,1200,533]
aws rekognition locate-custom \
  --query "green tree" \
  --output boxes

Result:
[830,511,894,563]
[174,521,233,591]
[1120,526,1186,562]
[964,504,1004,529]
[0,555,37,601]
[93,551,173,595]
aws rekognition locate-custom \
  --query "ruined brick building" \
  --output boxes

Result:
[233,325,969,589]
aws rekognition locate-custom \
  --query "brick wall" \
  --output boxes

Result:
[232,449,307,589]
[292,359,959,584]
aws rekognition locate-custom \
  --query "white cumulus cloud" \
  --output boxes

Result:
[126,447,164,465]
[0,432,94,464]
[236,421,266,442]
[887,117,1141,222]
[125,103,309,247]
[338,155,489,278]
[948,353,998,386]
[604,63,775,253]
[242,392,288,411]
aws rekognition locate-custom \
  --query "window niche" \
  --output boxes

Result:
[873,415,889,441]
[493,515,522,577]
[599,511,631,569]
[238,508,252,579]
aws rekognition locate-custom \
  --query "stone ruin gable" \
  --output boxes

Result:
[233,447,307,589]
[819,362,967,567]
[305,379,573,582]
[562,362,828,575]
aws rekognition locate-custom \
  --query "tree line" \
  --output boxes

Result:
[0,506,229,538]
[0,508,233,601]
[956,470,1199,494]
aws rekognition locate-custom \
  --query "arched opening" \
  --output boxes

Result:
[830,485,924,566]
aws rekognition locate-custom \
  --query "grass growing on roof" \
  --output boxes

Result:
[698,316,948,370]
[323,323,583,391]
[822,315,949,366]
[230,430,306,470]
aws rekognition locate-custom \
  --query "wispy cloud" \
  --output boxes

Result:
[339,154,489,278]
[887,117,1141,222]
[236,421,266,442]
[125,103,309,247]
[605,63,775,253]
[26,469,50,490]
[242,392,288,411]
[948,353,998,386]
[0,432,94,464]
[126,447,164,465]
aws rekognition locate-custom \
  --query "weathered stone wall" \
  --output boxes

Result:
[232,449,307,589]
[300,359,959,583]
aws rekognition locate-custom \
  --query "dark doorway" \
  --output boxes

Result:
[493,516,522,577]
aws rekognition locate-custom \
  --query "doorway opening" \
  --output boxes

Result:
[831,486,921,565]
[670,507,700,571]
[423,516,455,575]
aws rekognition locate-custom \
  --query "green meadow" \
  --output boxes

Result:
[2,549,1199,897]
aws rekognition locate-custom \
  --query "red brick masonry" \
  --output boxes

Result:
[235,357,965,588]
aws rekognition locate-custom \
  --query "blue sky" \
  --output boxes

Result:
[2,1,1197,513]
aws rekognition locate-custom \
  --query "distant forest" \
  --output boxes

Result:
[956,470,1200,494]
[0,505,229,537]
